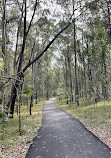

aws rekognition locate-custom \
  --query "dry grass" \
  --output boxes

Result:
[57,100,111,148]
[0,101,46,158]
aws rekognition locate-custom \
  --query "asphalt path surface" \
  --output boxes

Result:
[26,98,111,158]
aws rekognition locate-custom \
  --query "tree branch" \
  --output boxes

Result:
[22,7,88,73]
[17,0,38,73]
[23,21,71,72]
[26,0,38,37]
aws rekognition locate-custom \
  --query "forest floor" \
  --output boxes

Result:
[57,100,111,149]
[0,101,46,158]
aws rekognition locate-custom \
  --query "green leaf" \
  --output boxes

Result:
[23,85,33,96]
[0,48,2,53]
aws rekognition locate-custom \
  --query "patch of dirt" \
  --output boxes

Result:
[67,110,111,149]
[85,125,111,149]
[73,114,111,149]
[58,105,111,149]
[0,143,31,158]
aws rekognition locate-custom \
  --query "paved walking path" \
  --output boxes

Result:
[26,98,111,158]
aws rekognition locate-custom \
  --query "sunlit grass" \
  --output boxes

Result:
[57,100,111,131]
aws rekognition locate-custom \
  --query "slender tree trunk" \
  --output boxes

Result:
[35,89,38,104]
[14,5,24,74]
[78,66,81,97]
[30,62,34,115]
[10,85,17,117]
[73,0,79,106]
[30,95,33,115]
[9,0,72,117]
[101,46,108,99]
[16,103,18,116]
[68,53,73,103]
[9,0,38,117]
[46,57,50,100]
[2,0,6,68]
[81,67,84,101]
[65,57,69,104]
[2,0,6,115]
[83,61,87,105]
[46,75,49,100]
[18,85,22,135]
[10,1,27,117]
[107,0,111,42]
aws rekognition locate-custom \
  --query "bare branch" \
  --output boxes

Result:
[14,3,24,73]
[17,0,38,72]
[23,21,71,72]
[26,0,38,37]
[0,75,23,82]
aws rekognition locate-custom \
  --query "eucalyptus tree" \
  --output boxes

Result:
[75,1,111,104]
[9,10,73,117]
[53,0,111,106]
[0,0,100,117]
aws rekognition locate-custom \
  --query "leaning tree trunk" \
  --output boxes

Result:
[9,0,38,117]
[9,0,72,117]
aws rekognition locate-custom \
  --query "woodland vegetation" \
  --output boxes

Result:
[0,0,111,157]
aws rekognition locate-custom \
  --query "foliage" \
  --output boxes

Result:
[0,109,9,141]
[0,101,45,157]
[22,85,33,98]
[0,48,5,71]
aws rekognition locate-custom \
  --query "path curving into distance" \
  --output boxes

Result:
[26,98,111,158]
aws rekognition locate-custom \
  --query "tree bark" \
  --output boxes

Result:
[14,4,24,74]
[30,56,34,115]
[10,0,37,117]
[2,0,6,67]
[35,89,38,104]
[2,0,7,115]
[10,85,17,117]
[73,0,79,106]
[30,95,33,115]
[65,57,69,104]
[10,3,82,117]
[68,54,73,103]
[107,0,111,42]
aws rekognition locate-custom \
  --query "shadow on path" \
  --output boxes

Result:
[26,98,111,158]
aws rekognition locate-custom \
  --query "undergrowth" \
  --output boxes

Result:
[0,101,45,150]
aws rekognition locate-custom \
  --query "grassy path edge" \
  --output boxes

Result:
[56,101,111,149]
[0,101,46,158]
